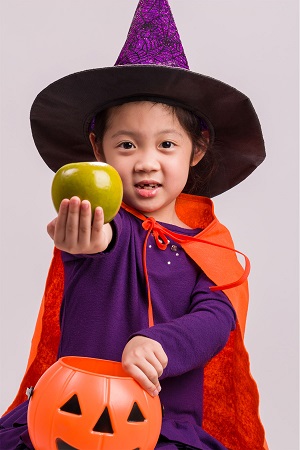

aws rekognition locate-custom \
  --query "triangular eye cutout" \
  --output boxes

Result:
[56,438,79,450]
[60,394,82,415]
[127,402,145,422]
[93,406,114,434]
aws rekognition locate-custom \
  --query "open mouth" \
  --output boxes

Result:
[135,183,162,190]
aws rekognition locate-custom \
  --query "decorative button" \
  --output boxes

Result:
[170,245,178,252]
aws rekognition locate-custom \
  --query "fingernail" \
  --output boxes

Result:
[70,197,80,205]
[81,201,89,209]
[152,389,159,397]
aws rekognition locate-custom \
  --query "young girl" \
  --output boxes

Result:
[47,100,237,450]
[0,0,267,449]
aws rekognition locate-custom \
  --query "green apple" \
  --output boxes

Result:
[51,162,123,223]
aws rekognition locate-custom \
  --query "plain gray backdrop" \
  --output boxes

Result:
[0,1,299,449]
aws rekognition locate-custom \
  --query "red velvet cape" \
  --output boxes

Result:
[5,194,268,449]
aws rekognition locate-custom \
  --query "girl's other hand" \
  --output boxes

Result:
[122,336,168,397]
[47,196,112,254]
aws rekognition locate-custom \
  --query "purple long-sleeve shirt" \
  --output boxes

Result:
[0,208,235,449]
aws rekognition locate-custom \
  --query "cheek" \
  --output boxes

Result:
[166,154,190,175]
[101,150,119,170]
[167,157,191,189]
[103,157,129,185]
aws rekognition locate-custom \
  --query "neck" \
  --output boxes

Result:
[121,202,191,229]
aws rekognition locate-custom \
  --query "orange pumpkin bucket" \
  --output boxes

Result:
[27,356,162,450]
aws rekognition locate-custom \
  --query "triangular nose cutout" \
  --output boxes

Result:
[60,394,82,415]
[93,406,114,434]
[127,402,145,422]
[56,438,79,450]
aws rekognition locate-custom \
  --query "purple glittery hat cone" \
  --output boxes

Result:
[115,0,189,69]
[30,0,265,197]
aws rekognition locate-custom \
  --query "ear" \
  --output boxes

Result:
[191,130,210,166]
[191,147,205,167]
[89,132,105,162]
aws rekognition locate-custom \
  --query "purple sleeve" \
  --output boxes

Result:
[131,271,236,379]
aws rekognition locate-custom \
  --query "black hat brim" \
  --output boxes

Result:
[30,65,265,197]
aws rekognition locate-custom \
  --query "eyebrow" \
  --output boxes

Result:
[111,129,183,139]
[158,129,183,138]
[111,130,137,139]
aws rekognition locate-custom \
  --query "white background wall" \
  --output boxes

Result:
[0,1,299,449]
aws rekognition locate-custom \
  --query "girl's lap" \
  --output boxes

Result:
[157,436,200,449]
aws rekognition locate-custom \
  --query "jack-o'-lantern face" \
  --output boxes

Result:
[27,357,162,450]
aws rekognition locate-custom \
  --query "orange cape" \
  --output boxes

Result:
[5,194,267,449]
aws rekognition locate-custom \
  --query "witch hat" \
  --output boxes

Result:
[30,0,265,197]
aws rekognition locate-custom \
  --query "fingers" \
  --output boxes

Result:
[48,197,107,253]
[78,200,93,248]
[124,361,162,397]
[48,197,111,254]
[54,197,84,250]
[91,206,105,242]
[122,336,168,397]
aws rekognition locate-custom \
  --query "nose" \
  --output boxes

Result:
[134,148,160,173]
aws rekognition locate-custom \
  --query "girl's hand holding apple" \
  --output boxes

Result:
[47,196,113,254]
[48,162,123,254]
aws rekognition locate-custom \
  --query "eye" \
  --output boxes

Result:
[160,141,175,149]
[118,141,135,150]
[60,394,82,415]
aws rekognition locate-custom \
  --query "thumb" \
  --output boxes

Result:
[47,217,57,240]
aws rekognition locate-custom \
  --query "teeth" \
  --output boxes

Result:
[136,183,160,189]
